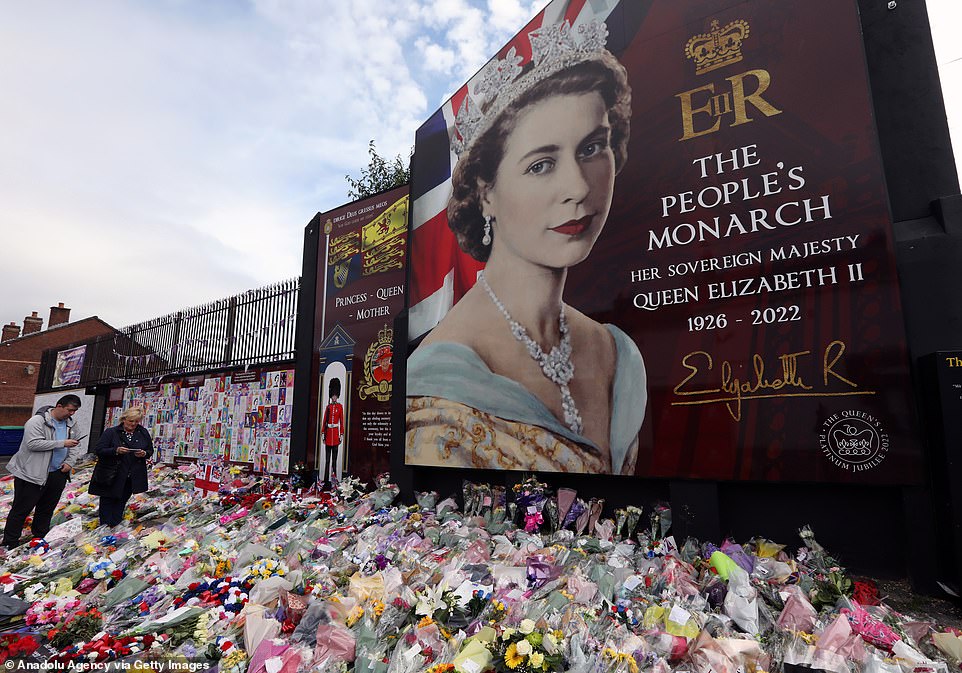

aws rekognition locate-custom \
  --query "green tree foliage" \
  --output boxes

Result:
[345,140,411,200]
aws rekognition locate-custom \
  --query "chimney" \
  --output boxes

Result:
[22,312,43,335]
[1,322,20,342]
[49,302,70,328]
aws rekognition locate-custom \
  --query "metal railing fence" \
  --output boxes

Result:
[37,277,299,391]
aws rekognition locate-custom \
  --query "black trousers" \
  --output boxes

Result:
[2,470,69,547]
[99,476,133,527]
[323,444,339,484]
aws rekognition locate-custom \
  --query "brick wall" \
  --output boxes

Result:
[0,406,32,427]
[0,318,115,425]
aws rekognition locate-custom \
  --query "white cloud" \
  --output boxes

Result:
[416,38,458,75]
[488,0,545,33]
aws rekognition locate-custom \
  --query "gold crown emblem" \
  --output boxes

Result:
[685,19,750,75]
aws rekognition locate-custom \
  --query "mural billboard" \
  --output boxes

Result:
[405,0,922,482]
[312,186,408,482]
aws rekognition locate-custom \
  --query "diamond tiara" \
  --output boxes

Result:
[451,19,609,156]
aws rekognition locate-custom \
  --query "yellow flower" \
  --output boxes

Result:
[346,605,364,627]
[529,652,545,669]
[505,643,523,669]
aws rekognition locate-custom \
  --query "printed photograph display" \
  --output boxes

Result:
[105,367,294,474]
[53,345,87,388]
[405,0,923,482]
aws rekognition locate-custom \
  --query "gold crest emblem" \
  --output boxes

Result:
[357,325,394,402]
[333,261,351,289]
[685,19,750,75]
[329,230,360,266]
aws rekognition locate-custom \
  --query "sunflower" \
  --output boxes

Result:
[505,643,523,669]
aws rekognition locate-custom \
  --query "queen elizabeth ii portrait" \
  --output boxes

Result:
[405,19,647,475]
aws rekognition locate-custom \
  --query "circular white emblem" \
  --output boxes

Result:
[819,410,889,472]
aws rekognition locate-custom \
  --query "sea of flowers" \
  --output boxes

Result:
[0,466,959,673]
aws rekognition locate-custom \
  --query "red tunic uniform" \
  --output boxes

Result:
[323,401,344,447]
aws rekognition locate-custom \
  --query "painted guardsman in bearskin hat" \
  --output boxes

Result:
[321,378,344,488]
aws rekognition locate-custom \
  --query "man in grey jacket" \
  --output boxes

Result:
[2,395,84,548]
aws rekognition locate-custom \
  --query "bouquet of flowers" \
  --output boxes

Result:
[562,499,587,533]
[338,475,367,500]
[25,595,81,626]
[649,504,671,541]
[462,482,483,518]
[47,607,104,649]
[50,633,167,664]
[290,461,314,490]
[513,477,549,533]
[23,581,49,603]
[0,634,40,664]
[486,620,566,673]
[368,481,401,510]
[624,506,642,540]
[205,636,248,673]
[172,577,252,614]
[416,491,439,512]
[244,557,289,581]
[86,557,123,584]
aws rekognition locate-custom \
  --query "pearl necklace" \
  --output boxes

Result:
[478,272,583,435]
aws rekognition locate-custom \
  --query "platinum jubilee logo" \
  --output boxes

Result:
[819,410,889,472]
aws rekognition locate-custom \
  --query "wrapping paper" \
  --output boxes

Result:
[841,601,901,650]
[710,551,739,581]
[250,576,294,607]
[776,585,817,632]
[248,638,291,673]
[933,632,962,664]
[314,622,357,664]
[723,566,759,635]
[246,603,283,653]
[813,614,868,673]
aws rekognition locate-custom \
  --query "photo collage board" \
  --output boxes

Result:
[104,367,295,475]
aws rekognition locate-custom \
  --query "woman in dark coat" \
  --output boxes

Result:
[90,406,153,527]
